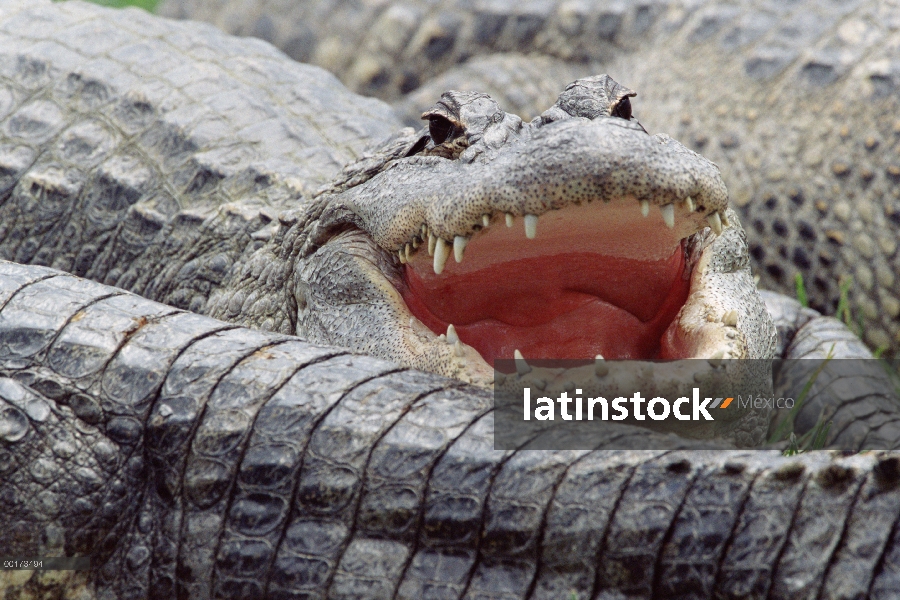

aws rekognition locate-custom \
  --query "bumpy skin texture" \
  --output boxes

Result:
[160,0,900,354]
[0,0,399,321]
[0,3,898,598]
[2,262,900,600]
[0,1,776,389]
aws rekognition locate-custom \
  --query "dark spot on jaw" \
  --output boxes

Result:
[723,462,746,475]
[887,210,900,227]
[764,194,778,210]
[367,68,391,91]
[766,262,785,282]
[400,72,420,94]
[772,219,787,236]
[817,464,855,490]
[753,219,765,235]
[773,462,805,482]
[789,188,804,206]
[750,243,765,261]
[666,459,691,474]
[719,133,740,148]
[792,247,811,269]
[798,221,816,241]
[874,456,900,490]
[801,61,837,86]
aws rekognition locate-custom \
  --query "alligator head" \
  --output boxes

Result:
[213,76,776,386]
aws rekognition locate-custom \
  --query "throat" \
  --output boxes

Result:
[401,247,690,364]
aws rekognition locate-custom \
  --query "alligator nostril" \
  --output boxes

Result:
[612,96,632,120]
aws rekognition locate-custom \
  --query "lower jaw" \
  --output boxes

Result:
[400,247,691,365]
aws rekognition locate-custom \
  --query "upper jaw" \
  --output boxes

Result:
[332,117,729,260]
[295,99,764,383]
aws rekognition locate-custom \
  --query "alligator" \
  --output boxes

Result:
[3,260,900,600]
[2,1,900,598]
[0,0,780,387]
[159,0,900,355]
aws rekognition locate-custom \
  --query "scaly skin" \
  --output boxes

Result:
[1,262,900,600]
[159,0,900,354]
[0,1,776,393]
[1,4,900,598]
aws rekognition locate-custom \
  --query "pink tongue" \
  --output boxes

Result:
[401,249,689,363]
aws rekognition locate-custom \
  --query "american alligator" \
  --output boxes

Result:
[2,2,900,599]
[0,1,779,387]
[160,0,900,355]
[2,266,900,600]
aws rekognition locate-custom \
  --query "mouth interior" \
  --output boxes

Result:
[400,200,700,365]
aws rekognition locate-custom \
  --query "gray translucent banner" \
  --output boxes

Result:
[493,359,900,450]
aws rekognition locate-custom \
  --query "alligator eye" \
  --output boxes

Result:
[612,97,632,120]
[429,115,455,144]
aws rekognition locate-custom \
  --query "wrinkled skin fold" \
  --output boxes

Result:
[211,80,777,396]
[1,262,900,600]
[0,3,899,599]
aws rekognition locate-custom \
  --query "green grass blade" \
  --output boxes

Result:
[794,273,808,308]
[770,343,835,445]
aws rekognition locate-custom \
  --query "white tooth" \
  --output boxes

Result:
[428,232,436,256]
[514,349,531,375]
[482,214,490,227]
[446,324,459,344]
[411,238,419,249]
[641,200,650,217]
[398,248,407,264]
[720,211,730,227]
[660,203,675,228]
[707,211,723,235]
[685,196,695,212]
[722,309,738,327]
[421,224,428,237]
[505,213,514,227]
[524,214,538,239]
[433,238,450,274]
[595,355,609,377]
[453,340,464,357]
[453,235,468,263]
[404,244,411,261]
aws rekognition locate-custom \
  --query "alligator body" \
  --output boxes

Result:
[160,0,900,354]
[3,261,900,600]
[2,2,900,599]
[0,1,779,389]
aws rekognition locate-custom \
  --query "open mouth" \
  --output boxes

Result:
[396,197,721,365]
[311,97,739,385]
